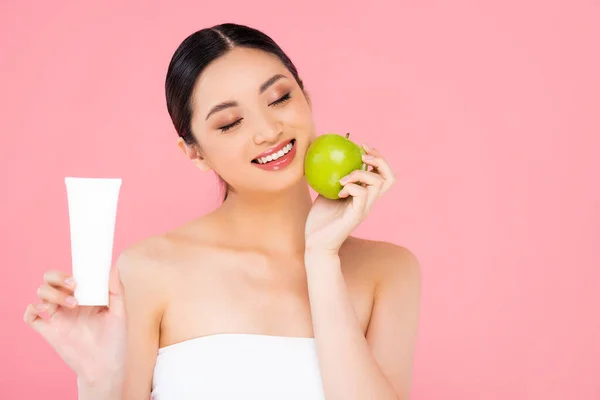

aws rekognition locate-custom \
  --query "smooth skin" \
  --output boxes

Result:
[24,47,421,400]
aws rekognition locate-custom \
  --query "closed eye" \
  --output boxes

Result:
[270,93,291,106]
[219,119,242,133]
[219,93,291,133]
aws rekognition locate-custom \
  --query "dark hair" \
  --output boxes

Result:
[165,23,306,202]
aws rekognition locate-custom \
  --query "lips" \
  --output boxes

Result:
[251,139,295,163]
[251,139,297,171]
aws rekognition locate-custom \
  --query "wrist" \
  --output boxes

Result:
[304,249,341,269]
[77,375,123,400]
[304,235,343,255]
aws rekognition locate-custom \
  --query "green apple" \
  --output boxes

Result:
[304,132,367,200]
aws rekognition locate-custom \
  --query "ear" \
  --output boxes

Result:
[177,137,212,172]
[298,78,312,110]
[305,91,312,110]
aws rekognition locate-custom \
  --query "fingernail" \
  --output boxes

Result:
[64,277,75,287]
[362,154,374,160]
[339,177,349,184]
[34,303,47,311]
[65,296,78,306]
[362,143,370,151]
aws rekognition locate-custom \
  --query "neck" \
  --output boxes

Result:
[216,180,313,256]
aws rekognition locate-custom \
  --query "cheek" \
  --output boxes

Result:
[284,101,313,127]
[205,141,247,173]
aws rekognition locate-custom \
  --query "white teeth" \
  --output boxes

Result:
[256,141,294,164]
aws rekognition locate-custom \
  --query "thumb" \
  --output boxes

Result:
[108,265,125,313]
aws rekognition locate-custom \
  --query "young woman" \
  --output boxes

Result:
[24,23,421,400]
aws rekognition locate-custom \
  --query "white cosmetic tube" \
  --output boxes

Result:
[64,177,122,306]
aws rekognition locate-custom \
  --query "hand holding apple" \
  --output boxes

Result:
[304,138,396,255]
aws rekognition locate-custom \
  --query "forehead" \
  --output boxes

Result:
[192,47,290,107]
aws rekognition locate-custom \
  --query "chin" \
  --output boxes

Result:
[244,161,306,197]
[265,164,306,193]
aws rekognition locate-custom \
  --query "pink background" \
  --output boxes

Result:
[2,0,599,399]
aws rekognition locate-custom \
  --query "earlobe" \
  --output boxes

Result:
[177,137,212,172]
[194,158,212,172]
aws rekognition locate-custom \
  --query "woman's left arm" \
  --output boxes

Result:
[304,246,421,400]
[304,145,422,399]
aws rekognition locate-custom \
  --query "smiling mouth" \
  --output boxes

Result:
[251,139,296,164]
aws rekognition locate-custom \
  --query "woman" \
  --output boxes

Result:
[23,23,421,400]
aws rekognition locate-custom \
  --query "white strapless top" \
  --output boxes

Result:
[151,333,326,400]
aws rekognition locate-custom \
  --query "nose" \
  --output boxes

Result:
[252,112,283,145]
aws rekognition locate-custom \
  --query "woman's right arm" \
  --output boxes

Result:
[116,245,168,399]
[25,241,168,400]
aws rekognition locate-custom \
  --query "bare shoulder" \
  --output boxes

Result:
[110,236,173,315]
[116,235,174,281]
[342,236,422,289]
[115,215,217,286]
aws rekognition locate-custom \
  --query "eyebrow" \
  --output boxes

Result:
[259,73,286,94]
[205,74,288,120]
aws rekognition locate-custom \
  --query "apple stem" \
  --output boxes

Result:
[346,132,350,139]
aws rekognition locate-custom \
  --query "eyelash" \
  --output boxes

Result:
[271,92,292,106]
[219,119,242,133]
[218,93,292,133]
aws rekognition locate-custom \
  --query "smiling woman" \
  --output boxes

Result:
[165,25,314,201]
[24,22,421,400]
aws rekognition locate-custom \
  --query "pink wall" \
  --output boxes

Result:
[2,1,599,398]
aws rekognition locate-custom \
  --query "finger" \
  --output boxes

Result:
[37,284,78,308]
[23,303,50,333]
[338,183,368,215]
[43,270,76,291]
[42,301,60,317]
[339,169,384,212]
[42,271,76,308]
[41,287,74,316]
[362,144,382,156]
[108,266,124,315]
[362,144,393,174]
[340,169,384,187]
[361,147,396,194]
